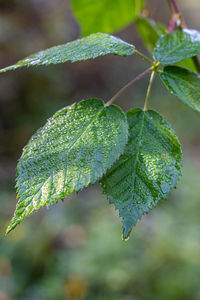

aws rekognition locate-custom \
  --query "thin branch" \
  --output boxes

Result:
[105,67,153,106]
[143,71,155,111]
[167,0,186,28]
[170,0,180,14]
[167,13,179,33]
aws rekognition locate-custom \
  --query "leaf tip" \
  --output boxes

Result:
[5,226,12,236]
[5,219,18,235]
[122,226,132,241]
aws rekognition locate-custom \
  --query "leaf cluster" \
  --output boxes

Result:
[1,0,200,239]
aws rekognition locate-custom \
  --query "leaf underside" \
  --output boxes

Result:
[101,108,182,239]
[6,99,128,234]
[72,0,144,36]
[154,29,200,65]
[175,58,197,73]
[160,66,200,112]
[0,33,134,73]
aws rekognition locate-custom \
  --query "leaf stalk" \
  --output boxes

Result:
[135,49,156,66]
[143,71,155,111]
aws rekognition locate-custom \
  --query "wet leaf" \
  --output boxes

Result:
[154,29,200,65]
[0,33,134,73]
[6,99,128,234]
[101,108,182,239]
[136,17,166,53]
[160,66,200,112]
[72,0,144,36]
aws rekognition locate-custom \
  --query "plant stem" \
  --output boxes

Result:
[106,67,153,106]
[167,13,179,33]
[143,71,155,111]
[167,0,186,28]
[134,49,156,66]
[170,0,180,14]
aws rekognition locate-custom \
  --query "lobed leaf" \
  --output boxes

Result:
[0,33,134,73]
[72,0,144,36]
[101,108,182,239]
[136,17,166,53]
[153,29,200,65]
[160,66,200,112]
[6,99,128,234]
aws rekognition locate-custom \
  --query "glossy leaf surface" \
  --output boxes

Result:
[154,29,200,65]
[136,17,166,53]
[72,0,144,36]
[0,33,134,73]
[160,66,200,112]
[6,99,128,234]
[101,108,182,239]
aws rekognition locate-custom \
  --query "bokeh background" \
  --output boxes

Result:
[0,0,200,299]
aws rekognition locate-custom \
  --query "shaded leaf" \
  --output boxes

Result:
[160,66,200,112]
[136,17,166,53]
[154,29,200,65]
[72,0,144,36]
[6,99,128,234]
[0,33,134,73]
[101,108,182,239]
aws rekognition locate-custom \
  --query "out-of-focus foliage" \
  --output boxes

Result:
[1,156,200,300]
[72,0,144,36]
[136,17,166,53]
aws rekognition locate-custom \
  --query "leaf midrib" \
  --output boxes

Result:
[131,111,146,196]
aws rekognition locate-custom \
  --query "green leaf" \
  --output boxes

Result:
[175,58,197,73]
[160,66,200,112]
[136,17,166,53]
[72,0,144,36]
[0,33,134,73]
[6,99,128,234]
[101,108,182,239]
[153,29,200,65]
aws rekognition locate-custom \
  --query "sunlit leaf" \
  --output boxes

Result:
[6,99,128,234]
[160,66,200,112]
[154,29,200,65]
[101,108,182,239]
[175,58,197,73]
[72,0,144,36]
[0,33,134,73]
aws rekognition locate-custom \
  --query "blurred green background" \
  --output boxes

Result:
[0,0,200,299]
